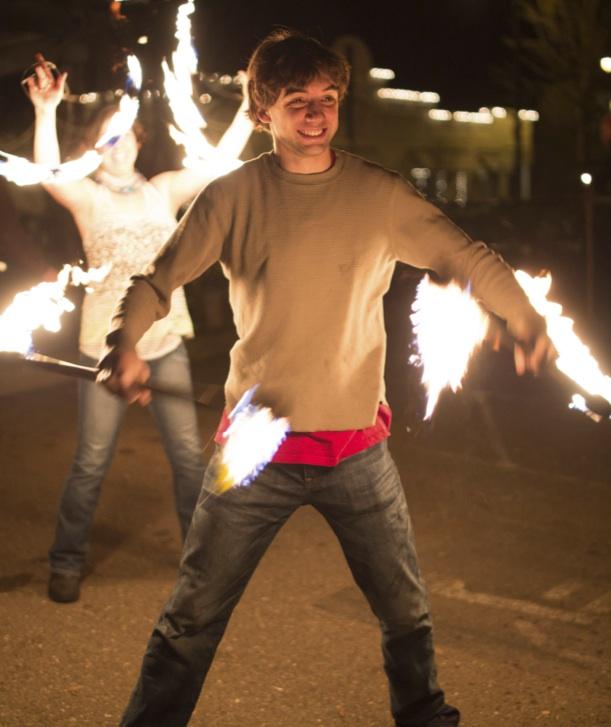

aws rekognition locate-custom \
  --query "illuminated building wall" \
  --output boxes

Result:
[333,36,537,205]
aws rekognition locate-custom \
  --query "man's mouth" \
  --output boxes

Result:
[298,128,326,138]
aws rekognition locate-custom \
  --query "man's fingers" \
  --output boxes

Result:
[514,334,557,376]
[514,345,527,376]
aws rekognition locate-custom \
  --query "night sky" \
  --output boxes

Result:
[0,0,517,112]
[181,0,516,110]
[194,0,515,109]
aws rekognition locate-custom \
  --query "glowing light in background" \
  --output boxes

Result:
[0,264,110,355]
[377,88,440,104]
[599,57,611,73]
[580,172,593,186]
[518,109,539,121]
[453,110,493,124]
[216,386,290,491]
[369,68,396,80]
[428,109,452,121]
[491,106,507,118]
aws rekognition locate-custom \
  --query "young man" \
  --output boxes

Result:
[101,30,553,727]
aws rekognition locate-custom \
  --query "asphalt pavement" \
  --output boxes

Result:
[1,333,610,726]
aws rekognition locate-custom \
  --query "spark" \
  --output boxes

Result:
[0,263,111,355]
[215,386,290,492]
[410,275,489,419]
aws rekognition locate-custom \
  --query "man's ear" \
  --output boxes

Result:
[257,109,271,124]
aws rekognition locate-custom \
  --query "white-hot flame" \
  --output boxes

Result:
[0,149,102,186]
[217,386,290,490]
[514,269,611,408]
[410,275,489,419]
[163,2,245,173]
[1,55,141,186]
[95,55,142,148]
[0,263,110,354]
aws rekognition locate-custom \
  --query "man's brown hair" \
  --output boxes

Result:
[246,29,351,131]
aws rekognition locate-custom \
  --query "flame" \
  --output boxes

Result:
[163,2,245,173]
[410,275,489,419]
[215,386,290,491]
[514,269,611,409]
[0,263,110,354]
[410,269,611,422]
[0,149,102,186]
[95,55,142,148]
[1,55,141,186]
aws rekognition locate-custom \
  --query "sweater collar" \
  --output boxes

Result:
[263,149,345,185]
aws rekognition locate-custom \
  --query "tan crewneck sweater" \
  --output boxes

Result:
[106,150,542,431]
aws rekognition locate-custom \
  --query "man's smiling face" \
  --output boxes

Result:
[258,75,339,170]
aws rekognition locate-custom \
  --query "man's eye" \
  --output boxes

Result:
[322,96,337,104]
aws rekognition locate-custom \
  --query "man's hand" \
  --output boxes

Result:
[514,332,556,376]
[96,348,151,406]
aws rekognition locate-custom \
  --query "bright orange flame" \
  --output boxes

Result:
[163,2,247,175]
[515,270,611,408]
[0,263,110,354]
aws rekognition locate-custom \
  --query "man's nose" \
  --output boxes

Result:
[305,101,324,117]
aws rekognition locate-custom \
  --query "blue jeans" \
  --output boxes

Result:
[49,342,204,575]
[120,441,458,727]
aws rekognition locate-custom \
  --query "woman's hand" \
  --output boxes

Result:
[25,53,67,113]
[236,69,249,101]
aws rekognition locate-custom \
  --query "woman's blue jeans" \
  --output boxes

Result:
[120,441,457,727]
[49,342,204,575]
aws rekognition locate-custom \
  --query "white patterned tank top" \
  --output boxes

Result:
[79,181,194,361]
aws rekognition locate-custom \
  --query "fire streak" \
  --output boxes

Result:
[0,263,110,354]
[0,55,141,186]
[514,270,611,410]
[163,1,245,176]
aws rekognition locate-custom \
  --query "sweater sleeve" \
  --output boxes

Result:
[389,175,545,342]
[105,180,230,351]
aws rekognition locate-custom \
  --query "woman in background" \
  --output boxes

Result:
[27,59,252,604]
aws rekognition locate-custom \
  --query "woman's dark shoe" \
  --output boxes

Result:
[48,572,81,603]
